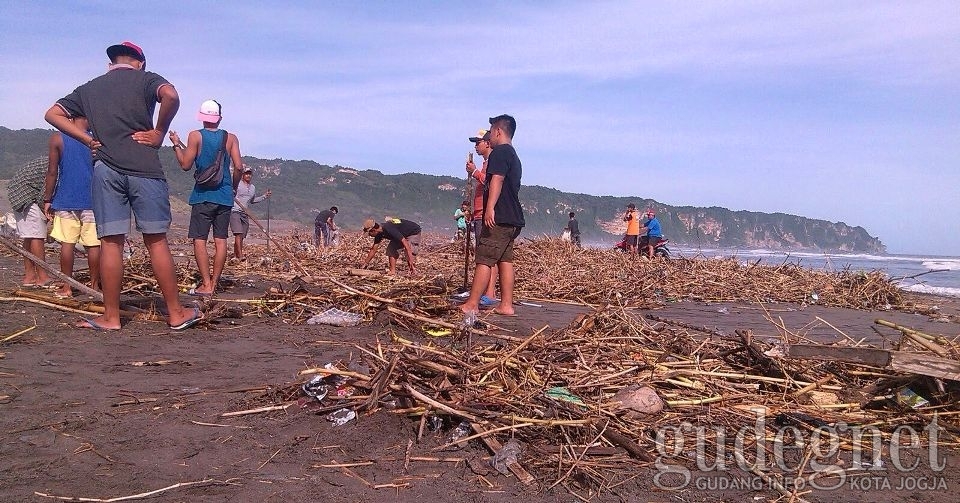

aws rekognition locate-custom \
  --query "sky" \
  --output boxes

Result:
[1,1,957,255]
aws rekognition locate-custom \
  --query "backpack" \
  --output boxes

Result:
[194,130,228,188]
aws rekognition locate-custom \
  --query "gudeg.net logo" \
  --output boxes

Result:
[652,408,946,492]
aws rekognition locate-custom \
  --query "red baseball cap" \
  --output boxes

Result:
[106,41,145,62]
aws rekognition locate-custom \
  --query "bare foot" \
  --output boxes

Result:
[492,308,517,317]
[74,316,121,331]
[460,304,479,314]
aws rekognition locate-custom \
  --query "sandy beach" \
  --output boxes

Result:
[2,229,959,503]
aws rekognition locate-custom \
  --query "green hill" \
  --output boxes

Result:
[0,126,885,252]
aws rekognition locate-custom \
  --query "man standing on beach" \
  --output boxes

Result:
[460,114,524,317]
[360,217,421,275]
[231,167,271,263]
[170,99,244,296]
[314,206,339,252]
[566,212,581,248]
[45,41,202,331]
[639,208,662,259]
[7,157,52,289]
[43,116,101,299]
[623,203,640,255]
[465,129,498,306]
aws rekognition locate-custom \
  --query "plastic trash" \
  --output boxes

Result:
[306,308,363,327]
[490,438,521,475]
[462,311,478,329]
[301,375,329,402]
[326,408,356,426]
[545,387,586,406]
[426,414,444,431]
[895,387,929,409]
[446,420,472,448]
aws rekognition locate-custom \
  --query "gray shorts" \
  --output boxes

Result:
[230,211,249,236]
[91,161,172,238]
[386,233,420,259]
[14,203,47,239]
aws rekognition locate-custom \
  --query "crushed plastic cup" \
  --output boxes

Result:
[490,438,521,475]
[326,408,357,426]
[306,308,363,327]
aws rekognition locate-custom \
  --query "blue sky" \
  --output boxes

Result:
[1,1,957,255]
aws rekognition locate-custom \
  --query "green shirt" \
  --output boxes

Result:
[7,157,48,213]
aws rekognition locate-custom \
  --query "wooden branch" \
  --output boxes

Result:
[0,234,103,301]
[34,479,215,502]
[787,344,960,381]
[470,422,536,485]
[221,402,295,417]
[403,384,481,423]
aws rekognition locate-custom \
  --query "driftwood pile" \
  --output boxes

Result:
[104,231,905,327]
[286,301,960,496]
[5,230,955,497]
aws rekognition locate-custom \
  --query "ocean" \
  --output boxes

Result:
[673,247,960,298]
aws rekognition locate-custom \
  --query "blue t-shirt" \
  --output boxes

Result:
[645,217,662,237]
[188,129,233,206]
[51,132,94,211]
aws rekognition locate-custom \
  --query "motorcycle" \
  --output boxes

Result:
[613,235,671,258]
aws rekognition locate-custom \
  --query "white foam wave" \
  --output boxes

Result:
[922,260,960,271]
[898,284,960,298]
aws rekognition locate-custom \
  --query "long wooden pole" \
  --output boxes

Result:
[233,198,310,278]
[0,235,103,301]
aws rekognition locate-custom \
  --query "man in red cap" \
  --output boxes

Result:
[43,41,202,331]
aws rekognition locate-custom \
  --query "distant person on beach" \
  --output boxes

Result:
[566,212,581,248]
[623,203,640,255]
[639,208,662,259]
[170,99,245,296]
[7,157,52,289]
[359,217,421,275]
[314,206,339,252]
[231,166,271,263]
[454,201,468,241]
[460,114,524,317]
[43,117,101,299]
[45,41,201,331]
[465,129,498,306]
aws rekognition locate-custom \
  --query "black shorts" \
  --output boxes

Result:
[188,202,231,240]
[625,234,639,247]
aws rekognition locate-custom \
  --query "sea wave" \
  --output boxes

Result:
[921,260,960,271]
[898,283,960,298]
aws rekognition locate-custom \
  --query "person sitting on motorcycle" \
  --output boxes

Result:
[639,208,662,259]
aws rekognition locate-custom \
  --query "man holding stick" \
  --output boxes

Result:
[460,114,524,318]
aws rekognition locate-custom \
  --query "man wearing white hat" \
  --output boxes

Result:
[169,100,245,296]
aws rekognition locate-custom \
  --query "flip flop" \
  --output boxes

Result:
[75,318,120,331]
[479,295,500,308]
[187,288,212,297]
[169,308,204,331]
